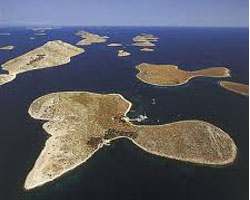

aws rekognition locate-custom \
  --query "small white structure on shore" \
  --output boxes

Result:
[129,114,148,122]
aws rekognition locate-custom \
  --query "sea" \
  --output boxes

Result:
[0,26,248,200]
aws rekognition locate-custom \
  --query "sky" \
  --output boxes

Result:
[0,0,248,27]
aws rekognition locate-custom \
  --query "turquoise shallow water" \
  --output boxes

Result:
[0,26,248,200]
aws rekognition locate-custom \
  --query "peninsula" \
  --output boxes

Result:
[0,40,84,86]
[25,91,237,190]
[133,33,158,47]
[76,30,108,46]
[118,50,131,57]
[220,81,249,96]
[0,46,14,50]
[136,63,230,86]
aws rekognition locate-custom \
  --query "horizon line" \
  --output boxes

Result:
[0,24,248,29]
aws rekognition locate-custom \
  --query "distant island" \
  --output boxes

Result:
[132,33,158,47]
[0,46,14,50]
[0,40,84,86]
[0,33,11,36]
[76,30,108,45]
[34,33,46,36]
[107,43,122,47]
[30,27,55,32]
[24,91,237,190]
[136,63,230,86]
[118,50,131,57]
[220,81,249,96]
[140,48,154,52]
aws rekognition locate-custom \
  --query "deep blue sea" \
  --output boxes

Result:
[0,26,248,200]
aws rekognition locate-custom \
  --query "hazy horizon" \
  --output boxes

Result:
[0,0,248,27]
[0,25,249,28]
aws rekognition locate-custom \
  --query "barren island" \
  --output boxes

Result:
[136,63,230,86]
[25,91,237,190]
[0,40,84,86]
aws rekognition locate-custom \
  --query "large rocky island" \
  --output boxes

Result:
[220,81,249,96]
[0,40,84,86]
[25,91,237,190]
[136,63,230,86]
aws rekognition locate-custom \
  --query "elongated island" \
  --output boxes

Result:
[25,91,237,190]
[136,63,230,86]
[107,43,122,47]
[220,81,249,96]
[0,40,84,86]
[0,45,14,50]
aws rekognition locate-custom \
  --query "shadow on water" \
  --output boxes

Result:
[0,26,248,200]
